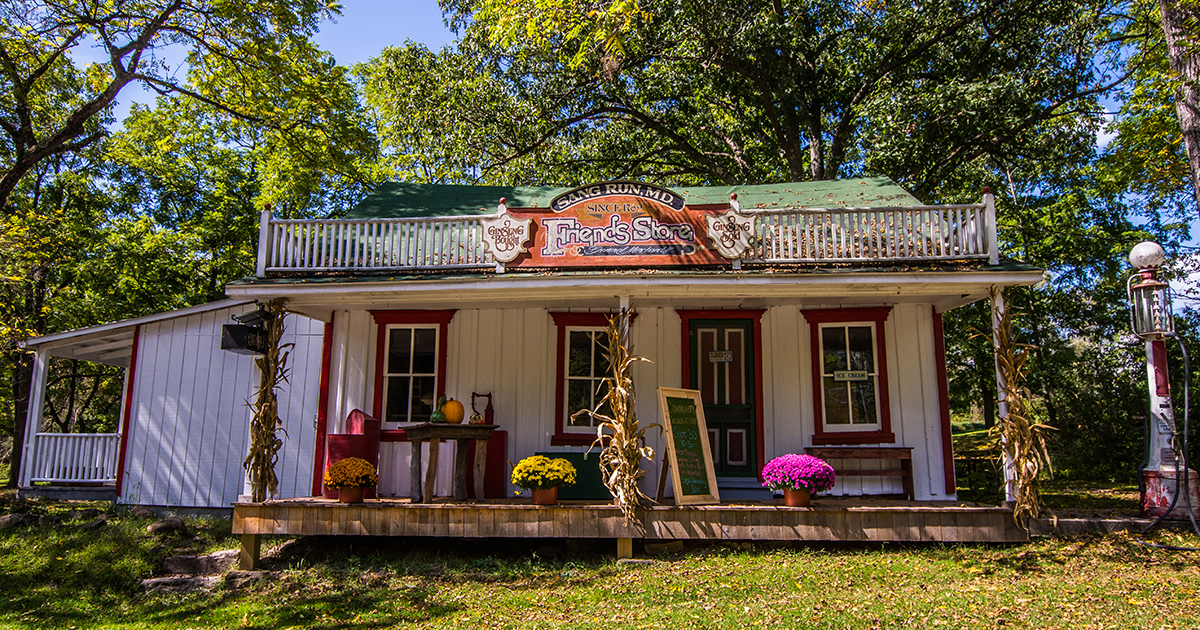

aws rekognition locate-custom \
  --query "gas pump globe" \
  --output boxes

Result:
[1126,241,1200,519]
[1128,241,1173,340]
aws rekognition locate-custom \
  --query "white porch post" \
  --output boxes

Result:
[256,206,272,277]
[990,286,1017,502]
[17,348,50,487]
[984,188,999,266]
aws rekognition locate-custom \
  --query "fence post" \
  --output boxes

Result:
[256,206,272,277]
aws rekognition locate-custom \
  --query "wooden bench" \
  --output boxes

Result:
[805,446,914,501]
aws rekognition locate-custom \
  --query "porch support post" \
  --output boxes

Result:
[990,286,1016,502]
[239,533,261,570]
[616,537,633,559]
[17,348,50,487]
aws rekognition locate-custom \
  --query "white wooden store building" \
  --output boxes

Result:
[18,177,1041,509]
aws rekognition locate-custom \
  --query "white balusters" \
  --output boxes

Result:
[30,433,120,483]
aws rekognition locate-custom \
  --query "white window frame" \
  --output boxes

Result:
[817,321,882,433]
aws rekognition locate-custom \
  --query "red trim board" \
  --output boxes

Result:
[114,324,141,495]
[932,309,957,495]
[311,316,335,496]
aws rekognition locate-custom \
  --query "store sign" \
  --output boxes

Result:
[498,182,753,268]
[833,370,870,382]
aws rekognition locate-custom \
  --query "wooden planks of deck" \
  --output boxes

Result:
[233,499,1026,545]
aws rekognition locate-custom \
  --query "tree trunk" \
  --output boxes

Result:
[1160,0,1200,212]
[7,352,33,488]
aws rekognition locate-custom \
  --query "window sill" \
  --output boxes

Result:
[811,431,896,446]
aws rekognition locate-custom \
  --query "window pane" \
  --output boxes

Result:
[412,328,437,374]
[847,326,874,371]
[569,331,593,377]
[823,378,850,424]
[385,376,411,423]
[410,376,436,422]
[568,379,593,425]
[850,380,878,425]
[822,327,847,373]
[593,332,609,378]
[387,328,412,374]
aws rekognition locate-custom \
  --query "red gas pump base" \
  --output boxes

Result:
[1142,469,1200,520]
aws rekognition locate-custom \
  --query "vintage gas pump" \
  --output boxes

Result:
[1127,241,1200,520]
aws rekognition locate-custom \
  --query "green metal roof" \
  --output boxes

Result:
[344,176,921,219]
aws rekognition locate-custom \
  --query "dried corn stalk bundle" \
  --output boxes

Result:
[576,309,656,524]
[243,298,292,502]
[990,288,1054,528]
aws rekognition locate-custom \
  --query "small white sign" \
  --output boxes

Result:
[709,350,733,363]
[833,370,869,382]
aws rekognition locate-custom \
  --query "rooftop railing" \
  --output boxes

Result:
[255,194,996,275]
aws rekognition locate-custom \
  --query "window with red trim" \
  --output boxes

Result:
[370,310,454,432]
[380,325,439,424]
[802,307,895,445]
[550,312,623,446]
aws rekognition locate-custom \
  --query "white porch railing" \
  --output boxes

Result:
[254,195,997,275]
[258,214,494,274]
[744,202,993,264]
[28,433,120,484]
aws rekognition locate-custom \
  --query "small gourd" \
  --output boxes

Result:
[430,396,447,423]
[469,412,484,425]
[442,397,465,424]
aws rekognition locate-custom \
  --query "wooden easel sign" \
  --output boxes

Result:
[656,387,720,505]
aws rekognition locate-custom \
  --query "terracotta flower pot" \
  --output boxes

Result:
[338,486,366,503]
[784,488,811,507]
[532,486,559,506]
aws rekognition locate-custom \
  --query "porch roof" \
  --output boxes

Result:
[344,176,921,219]
[226,259,1043,320]
[18,299,251,367]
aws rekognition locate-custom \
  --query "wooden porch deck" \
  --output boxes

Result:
[233,497,1025,568]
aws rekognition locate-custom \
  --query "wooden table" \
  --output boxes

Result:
[406,423,497,503]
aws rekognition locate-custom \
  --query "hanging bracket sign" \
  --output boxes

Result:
[656,387,720,505]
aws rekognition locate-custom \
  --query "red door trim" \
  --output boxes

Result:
[676,309,767,479]
[114,324,141,495]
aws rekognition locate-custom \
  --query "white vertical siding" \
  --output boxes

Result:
[119,306,324,508]
[319,301,952,504]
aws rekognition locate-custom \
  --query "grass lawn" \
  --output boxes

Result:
[4,492,1200,629]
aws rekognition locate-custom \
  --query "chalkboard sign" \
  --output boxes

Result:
[657,387,720,505]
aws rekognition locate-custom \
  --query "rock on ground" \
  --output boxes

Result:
[146,517,189,537]
[141,576,221,594]
[161,550,239,576]
[0,514,37,529]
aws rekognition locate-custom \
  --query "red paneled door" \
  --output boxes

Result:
[689,319,756,476]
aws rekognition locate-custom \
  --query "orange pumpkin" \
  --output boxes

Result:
[442,397,465,424]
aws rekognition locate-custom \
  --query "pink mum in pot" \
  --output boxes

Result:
[761,454,836,495]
